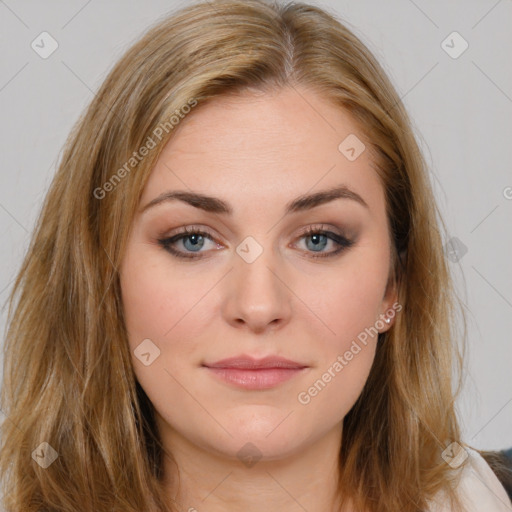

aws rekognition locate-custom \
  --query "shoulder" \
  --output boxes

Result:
[427,446,512,512]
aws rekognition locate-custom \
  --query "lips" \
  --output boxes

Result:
[202,355,309,390]
[204,355,308,370]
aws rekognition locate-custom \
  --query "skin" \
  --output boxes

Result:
[120,85,398,512]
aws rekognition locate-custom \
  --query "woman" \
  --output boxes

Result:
[1,1,510,511]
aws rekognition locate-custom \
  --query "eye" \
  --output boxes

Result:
[293,225,354,259]
[157,226,222,260]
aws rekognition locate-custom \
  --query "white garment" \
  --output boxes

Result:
[427,446,512,511]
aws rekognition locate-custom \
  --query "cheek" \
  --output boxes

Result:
[120,244,210,348]
[120,249,212,422]
[291,247,388,413]
[296,251,389,349]
[121,268,171,348]
[296,344,376,429]
[294,276,380,422]
[120,243,223,413]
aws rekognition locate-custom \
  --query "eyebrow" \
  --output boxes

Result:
[140,184,369,215]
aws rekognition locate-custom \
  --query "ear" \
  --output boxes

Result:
[377,268,400,334]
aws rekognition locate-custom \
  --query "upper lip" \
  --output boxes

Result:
[203,355,308,370]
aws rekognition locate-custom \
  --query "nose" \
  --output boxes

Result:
[221,247,293,334]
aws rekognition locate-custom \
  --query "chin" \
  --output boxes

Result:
[203,414,313,461]
[206,434,305,465]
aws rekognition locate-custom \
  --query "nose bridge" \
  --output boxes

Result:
[234,234,283,300]
[222,234,292,331]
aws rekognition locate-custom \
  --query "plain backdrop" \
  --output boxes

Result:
[0,0,511,451]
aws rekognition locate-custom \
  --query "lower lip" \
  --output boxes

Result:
[205,367,307,390]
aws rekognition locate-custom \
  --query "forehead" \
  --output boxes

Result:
[140,86,385,216]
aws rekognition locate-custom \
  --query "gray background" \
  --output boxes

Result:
[0,0,511,450]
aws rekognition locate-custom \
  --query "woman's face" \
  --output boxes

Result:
[120,86,397,464]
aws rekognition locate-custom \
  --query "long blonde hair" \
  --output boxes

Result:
[1,1,469,510]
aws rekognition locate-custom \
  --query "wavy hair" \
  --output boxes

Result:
[1,1,471,510]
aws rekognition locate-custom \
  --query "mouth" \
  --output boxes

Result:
[202,355,309,390]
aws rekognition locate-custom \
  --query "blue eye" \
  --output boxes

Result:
[158,225,354,260]
[158,227,220,259]
[296,226,354,259]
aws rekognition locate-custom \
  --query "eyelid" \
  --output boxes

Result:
[162,223,346,244]
[295,223,344,237]
[164,224,219,240]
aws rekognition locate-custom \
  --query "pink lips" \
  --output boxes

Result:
[203,355,309,390]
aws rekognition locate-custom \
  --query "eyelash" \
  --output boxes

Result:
[157,224,354,260]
